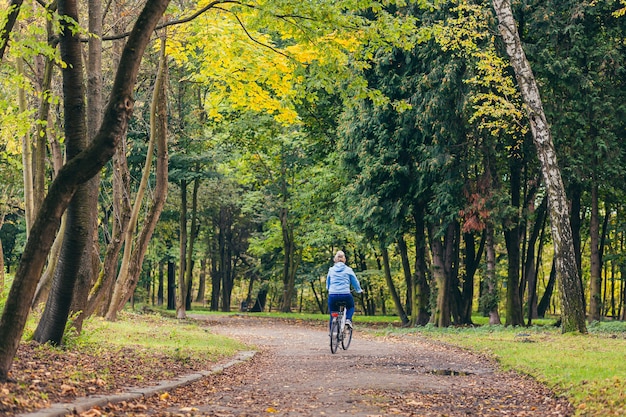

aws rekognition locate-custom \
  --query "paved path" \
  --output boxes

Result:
[181,315,573,416]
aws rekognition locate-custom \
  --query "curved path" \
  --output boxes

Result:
[153,315,573,417]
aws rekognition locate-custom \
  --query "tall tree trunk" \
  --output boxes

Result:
[185,176,200,310]
[484,222,501,324]
[210,226,220,311]
[196,258,207,303]
[503,156,524,326]
[176,179,188,318]
[459,231,484,325]
[158,260,164,306]
[589,181,601,321]
[527,203,548,326]
[0,0,23,61]
[106,36,168,320]
[380,242,409,325]
[537,259,557,318]
[525,196,547,324]
[0,213,5,293]
[33,0,89,345]
[0,0,170,381]
[167,260,176,310]
[428,223,451,327]
[280,207,298,312]
[18,58,35,235]
[397,235,413,317]
[413,207,430,326]
[71,0,103,333]
[492,0,587,333]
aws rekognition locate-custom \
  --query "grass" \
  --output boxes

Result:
[77,311,246,361]
[187,306,400,325]
[385,320,626,417]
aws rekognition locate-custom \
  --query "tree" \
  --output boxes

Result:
[492,0,587,333]
[32,0,91,345]
[0,0,170,381]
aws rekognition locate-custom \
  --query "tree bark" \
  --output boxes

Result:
[589,181,601,321]
[413,207,430,326]
[185,176,200,310]
[0,0,170,381]
[113,40,168,316]
[32,0,89,345]
[70,0,104,333]
[397,235,413,317]
[0,0,23,61]
[106,35,168,320]
[176,179,188,318]
[380,242,409,326]
[484,222,501,324]
[492,0,587,333]
[503,156,524,326]
[428,223,452,327]
[18,58,35,235]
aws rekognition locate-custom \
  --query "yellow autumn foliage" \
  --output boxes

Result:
[162,1,364,126]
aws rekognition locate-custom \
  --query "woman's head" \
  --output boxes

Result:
[334,250,346,263]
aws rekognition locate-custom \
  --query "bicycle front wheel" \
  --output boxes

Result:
[330,319,340,353]
[341,325,353,350]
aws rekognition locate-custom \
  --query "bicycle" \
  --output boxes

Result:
[329,302,353,353]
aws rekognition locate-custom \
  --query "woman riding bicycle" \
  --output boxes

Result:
[326,250,363,330]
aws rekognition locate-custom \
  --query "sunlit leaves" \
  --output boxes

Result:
[430,0,526,137]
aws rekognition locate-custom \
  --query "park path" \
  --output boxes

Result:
[147,315,573,417]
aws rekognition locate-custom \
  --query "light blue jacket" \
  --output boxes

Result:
[326,262,363,294]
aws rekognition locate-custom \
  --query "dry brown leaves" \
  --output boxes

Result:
[0,340,217,416]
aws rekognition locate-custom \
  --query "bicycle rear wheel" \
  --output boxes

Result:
[341,325,353,350]
[330,318,340,353]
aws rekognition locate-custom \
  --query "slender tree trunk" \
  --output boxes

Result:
[34,24,56,215]
[185,176,200,310]
[18,58,35,235]
[210,227,220,311]
[0,213,5,293]
[280,206,298,312]
[0,0,170,381]
[397,235,413,317]
[71,0,103,333]
[196,258,207,303]
[525,196,547,324]
[106,36,168,320]
[176,179,188,318]
[413,208,431,326]
[428,223,451,327]
[503,156,524,326]
[484,222,501,324]
[0,0,23,61]
[380,242,409,325]
[589,181,601,321]
[529,203,547,323]
[167,260,176,310]
[492,0,587,333]
[158,260,164,306]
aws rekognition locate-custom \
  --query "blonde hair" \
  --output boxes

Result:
[333,250,346,263]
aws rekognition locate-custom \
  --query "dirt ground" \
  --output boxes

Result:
[113,315,574,417]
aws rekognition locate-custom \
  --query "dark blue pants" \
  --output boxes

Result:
[328,293,355,329]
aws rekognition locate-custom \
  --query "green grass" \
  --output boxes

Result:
[390,321,626,417]
[77,311,246,361]
[186,307,400,325]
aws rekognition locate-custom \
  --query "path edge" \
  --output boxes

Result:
[17,350,257,417]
